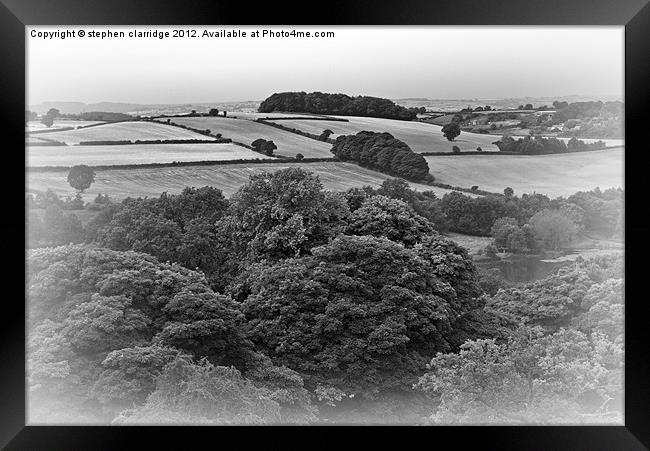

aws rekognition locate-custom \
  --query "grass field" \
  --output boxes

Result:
[26,120,106,132]
[27,143,272,167]
[28,162,466,200]
[225,112,328,120]
[266,116,502,152]
[424,148,624,197]
[36,121,217,145]
[170,117,333,158]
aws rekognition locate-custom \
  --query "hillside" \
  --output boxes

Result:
[34,121,217,144]
[424,148,623,197]
[27,143,272,167]
[28,162,467,200]
[267,116,501,152]
[169,116,333,158]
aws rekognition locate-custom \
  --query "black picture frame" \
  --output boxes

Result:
[3,0,648,448]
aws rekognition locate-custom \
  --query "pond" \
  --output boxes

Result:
[477,256,571,283]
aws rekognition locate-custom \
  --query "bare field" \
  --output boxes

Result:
[267,116,502,152]
[425,148,624,197]
[27,143,273,167]
[170,117,333,158]
[28,162,466,200]
[36,121,217,145]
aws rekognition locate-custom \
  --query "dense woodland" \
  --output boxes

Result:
[330,131,432,181]
[27,167,623,424]
[258,92,419,120]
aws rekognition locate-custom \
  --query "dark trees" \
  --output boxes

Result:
[241,234,480,399]
[258,91,417,121]
[67,165,96,193]
[331,131,430,181]
[441,123,461,141]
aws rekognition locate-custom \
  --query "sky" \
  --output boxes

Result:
[27,26,624,105]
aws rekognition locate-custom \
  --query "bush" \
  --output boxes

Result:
[452,145,461,153]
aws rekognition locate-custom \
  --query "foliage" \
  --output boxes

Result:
[67,165,96,193]
[258,91,417,120]
[113,355,283,424]
[345,195,437,247]
[490,217,538,254]
[441,123,461,141]
[529,209,577,251]
[415,326,622,424]
[331,131,431,181]
[241,234,483,399]
[251,138,277,156]
[27,245,255,421]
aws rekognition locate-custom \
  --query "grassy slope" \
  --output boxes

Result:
[37,121,217,144]
[171,117,333,158]
[26,120,107,132]
[27,143,273,167]
[28,162,466,200]
[267,116,501,152]
[425,148,624,197]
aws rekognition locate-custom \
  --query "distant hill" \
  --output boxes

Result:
[29,100,263,116]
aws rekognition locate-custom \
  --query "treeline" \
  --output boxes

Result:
[439,187,622,238]
[494,135,607,154]
[60,111,135,121]
[331,131,432,181]
[258,91,419,120]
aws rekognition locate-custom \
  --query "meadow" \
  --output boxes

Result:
[424,148,624,197]
[26,120,106,132]
[34,121,217,144]
[28,162,463,200]
[266,116,502,152]
[170,117,334,157]
[27,143,272,167]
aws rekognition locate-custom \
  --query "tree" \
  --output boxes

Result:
[452,145,461,153]
[490,217,520,251]
[504,187,514,198]
[113,355,282,425]
[441,123,461,141]
[524,104,534,110]
[67,165,96,193]
[319,129,334,141]
[415,326,622,424]
[529,209,577,251]
[41,108,60,127]
[27,245,256,421]
[345,195,437,247]
[241,235,480,399]
[208,108,220,116]
[295,153,304,161]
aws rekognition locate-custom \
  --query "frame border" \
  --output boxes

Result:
[3,0,648,448]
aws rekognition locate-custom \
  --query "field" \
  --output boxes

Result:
[28,162,466,200]
[170,117,333,157]
[424,148,624,197]
[26,120,106,132]
[34,121,217,145]
[266,116,502,152]
[27,143,272,167]
[225,111,328,120]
